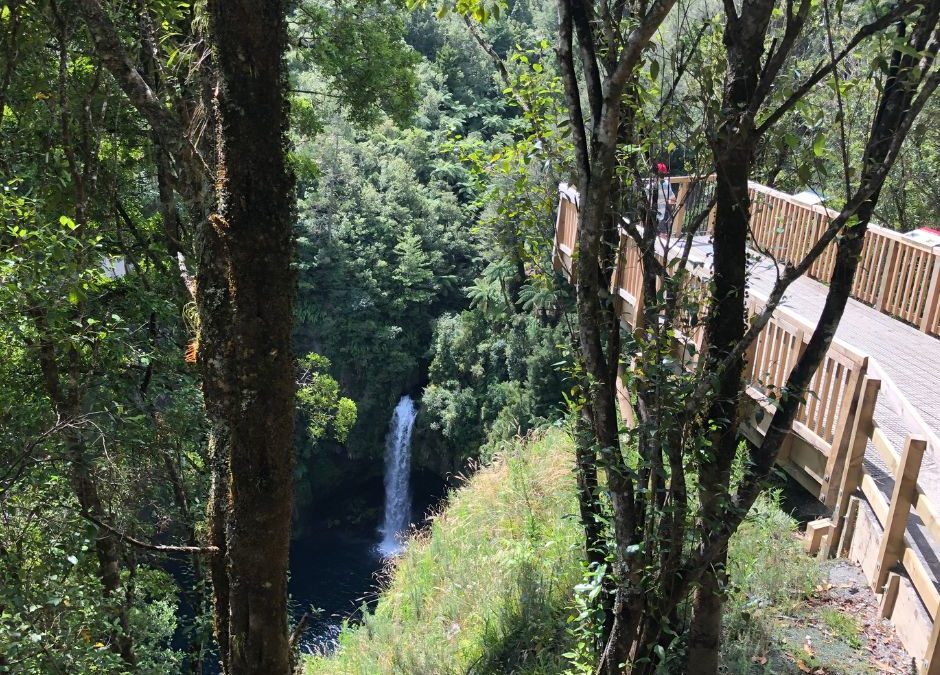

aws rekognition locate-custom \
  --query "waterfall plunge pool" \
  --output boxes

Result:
[288,395,443,655]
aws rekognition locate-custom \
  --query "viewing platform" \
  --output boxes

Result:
[552,177,940,673]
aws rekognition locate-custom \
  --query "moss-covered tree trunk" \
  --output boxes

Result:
[201,2,296,673]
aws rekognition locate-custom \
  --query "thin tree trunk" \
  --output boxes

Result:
[574,411,606,572]
[687,548,727,675]
[688,3,775,663]
[32,323,137,666]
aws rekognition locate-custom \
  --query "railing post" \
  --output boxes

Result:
[920,249,940,334]
[671,180,690,238]
[827,376,881,557]
[742,297,759,378]
[629,238,644,330]
[879,571,901,618]
[552,194,565,274]
[873,434,927,592]
[611,231,626,319]
[820,359,867,508]
[924,611,940,675]
[875,237,899,312]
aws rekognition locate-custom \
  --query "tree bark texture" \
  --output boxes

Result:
[688,4,777,668]
[202,2,296,674]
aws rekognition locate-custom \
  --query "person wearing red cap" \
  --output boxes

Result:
[645,162,676,233]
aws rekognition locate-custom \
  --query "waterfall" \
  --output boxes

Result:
[378,395,417,556]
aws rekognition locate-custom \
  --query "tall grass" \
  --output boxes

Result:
[304,428,583,675]
[305,430,821,674]
[722,490,819,671]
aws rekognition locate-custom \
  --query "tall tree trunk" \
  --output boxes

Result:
[689,4,773,666]
[201,2,295,674]
[687,548,727,675]
[688,149,752,673]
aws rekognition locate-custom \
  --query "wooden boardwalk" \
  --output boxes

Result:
[747,259,940,442]
[682,235,940,671]
[692,240,940,577]
[680,238,940,445]
[553,181,940,673]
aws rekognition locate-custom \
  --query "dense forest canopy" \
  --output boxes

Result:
[1,0,937,672]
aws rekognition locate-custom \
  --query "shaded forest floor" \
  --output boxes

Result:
[746,559,914,675]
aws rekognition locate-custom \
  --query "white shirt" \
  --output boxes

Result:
[645,178,674,220]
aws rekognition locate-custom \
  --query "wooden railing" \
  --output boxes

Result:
[835,361,940,675]
[741,292,869,508]
[552,183,940,674]
[726,289,940,674]
[854,228,940,332]
[610,228,645,327]
[552,183,579,281]
[667,176,940,337]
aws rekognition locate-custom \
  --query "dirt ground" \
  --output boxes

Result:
[757,560,916,674]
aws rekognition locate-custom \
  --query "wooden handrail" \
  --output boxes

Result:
[665,175,940,337]
[552,183,940,671]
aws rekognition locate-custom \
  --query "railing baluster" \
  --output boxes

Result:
[922,251,940,335]
[874,435,928,592]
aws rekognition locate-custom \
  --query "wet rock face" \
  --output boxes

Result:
[410,422,454,478]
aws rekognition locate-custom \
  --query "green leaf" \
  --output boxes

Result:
[812,133,825,157]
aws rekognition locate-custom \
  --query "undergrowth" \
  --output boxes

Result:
[304,428,823,674]
[305,427,582,675]
[722,490,819,672]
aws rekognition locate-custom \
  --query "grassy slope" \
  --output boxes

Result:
[305,428,860,675]
[306,428,582,675]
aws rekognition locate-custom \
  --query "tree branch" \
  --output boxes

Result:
[462,15,530,114]
[608,0,678,91]
[749,0,811,116]
[557,0,591,181]
[755,0,923,136]
[82,512,219,555]
[570,0,603,122]
[76,0,209,176]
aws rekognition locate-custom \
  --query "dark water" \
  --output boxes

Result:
[169,465,447,670]
[288,468,447,655]
[289,524,388,654]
